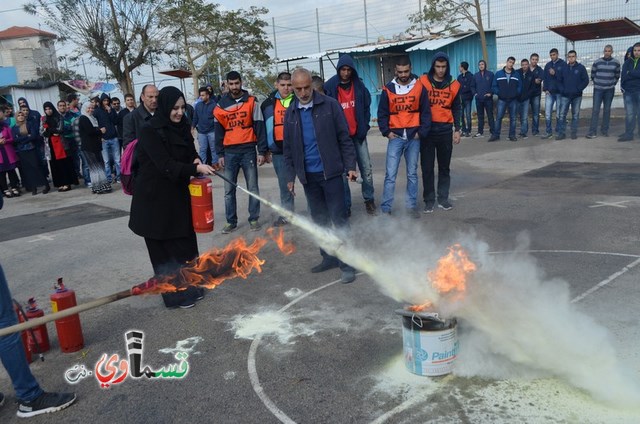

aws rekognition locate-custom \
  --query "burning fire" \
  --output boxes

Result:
[409,244,477,311]
[132,229,295,296]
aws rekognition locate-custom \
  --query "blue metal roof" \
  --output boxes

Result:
[0,67,18,88]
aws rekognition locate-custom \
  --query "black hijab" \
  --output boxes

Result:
[43,101,60,129]
[151,86,191,140]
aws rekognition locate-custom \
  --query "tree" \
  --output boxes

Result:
[25,0,168,96]
[408,0,489,65]
[159,0,272,98]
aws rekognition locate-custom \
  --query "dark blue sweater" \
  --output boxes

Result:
[492,68,521,101]
[457,71,475,101]
[558,62,589,99]
[473,70,494,99]
[543,59,565,94]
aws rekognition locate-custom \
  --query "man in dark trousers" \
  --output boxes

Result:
[619,42,640,142]
[542,48,565,139]
[283,68,358,284]
[516,58,535,139]
[457,61,475,137]
[214,71,268,234]
[94,93,121,183]
[556,50,589,140]
[325,54,377,216]
[489,57,521,142]
[419,52,462,212]
[192,86,218,165]
[529,53,543,136]
[472,60,494,138]
[587,45,620,139]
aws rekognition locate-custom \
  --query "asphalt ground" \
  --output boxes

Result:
[0,116,639,423]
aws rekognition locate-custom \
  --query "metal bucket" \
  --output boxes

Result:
[396,309,458,377]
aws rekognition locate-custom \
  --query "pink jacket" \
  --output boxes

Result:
[0,125,19,166]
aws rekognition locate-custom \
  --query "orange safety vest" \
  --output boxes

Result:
[273,98,287,141]
[419,75,460,124]
[383,82,423,129]
[213,96,257,146]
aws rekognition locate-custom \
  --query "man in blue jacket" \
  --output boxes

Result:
[542,48,565,139]
[529,53,544,136]
[192,86,218,165]
[516,58,535,138]
[489,57,521,142]
[325,54,376,216]
[556,50,589,140]
[473,60,494,137]
[457,61,475,137]
[283,68,357,284]
[94,93,120,183]
[619,42,640,142]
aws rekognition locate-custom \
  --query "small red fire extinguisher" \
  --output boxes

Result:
[189,176,214,233]
[13,302,32,363]
[50,278,84,353]
[25,298,50,353]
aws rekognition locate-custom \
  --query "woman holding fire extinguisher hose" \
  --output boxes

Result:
[128,86,216,309]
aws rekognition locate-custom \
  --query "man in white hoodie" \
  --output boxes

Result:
[377,57,432,218]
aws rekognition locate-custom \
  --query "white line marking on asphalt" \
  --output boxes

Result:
[26,234,55,242]
[589,200,631,208]
[571,257,640,304]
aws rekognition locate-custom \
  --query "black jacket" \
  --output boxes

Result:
[78,116,103,154]
[123,105,153,148]
[128,121,200,240]
[283,92,356,185]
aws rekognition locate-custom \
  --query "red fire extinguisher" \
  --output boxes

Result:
[25,298,50,353]
[189,176,214,233]
[50,278,84,353]
[13,302,32,363]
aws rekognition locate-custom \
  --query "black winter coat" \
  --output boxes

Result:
[128,121,200,240]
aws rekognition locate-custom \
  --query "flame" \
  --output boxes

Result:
[266,227,296,255]
[408,244,477,311]
[131,230,297,296]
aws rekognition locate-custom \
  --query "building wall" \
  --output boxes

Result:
[0,36,58,83]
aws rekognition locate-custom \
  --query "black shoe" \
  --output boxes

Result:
[423,202,435,214]
[541,133,554,139]
[488,135,500,142]
[555,134,566,140]
[586,133,597,139]
[178,300,195,309]
[532,131,539,136]
[273,216,289,227]
[438,199,453,211]
[618,135,633,142]
[17,392,76,418]
[509,136,518,142]
[42,184,51,194]
[340,269,356,284]
[311,258,339,273]
[519,134,528,139]
[31,188,38,195]
[364,200,377,216]
[570,133,577,140]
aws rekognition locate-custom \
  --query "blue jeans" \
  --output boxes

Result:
[529,95,541,134]
[303,173,354,273]
[545,92,560,135]
[494,99,517,138]
[343,137,375,211]
[271,154,294,213]
[461,99,472,134]
[101,137,121,182]
[0,264,44,402]
[223,150,260,224]
[518,99,530,135]
[589,88,615,136]
[623,91,640,138]
[79,151,91,184]
[197,131,218,165]
[557,96,582,136]
[381,136,420,212]
[475,96,495,135]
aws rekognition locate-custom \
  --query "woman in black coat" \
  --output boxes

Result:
[78,102,111,194]
[40,102,78,191]
[129,86,215,309]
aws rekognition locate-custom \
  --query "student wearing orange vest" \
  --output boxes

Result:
[419,52,463,213]
[261,72,295,227]
[214,71,268,234]
[377,57,431,218]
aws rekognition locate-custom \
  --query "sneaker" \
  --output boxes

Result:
[221,223,237,234]
[178,300,195,309]
[532,131,539,136]
[194,287,205,301]
[541,133,554,139]
[488,135,500,142]
[519,134,528,139]
[438,200,453,211]
[311,258,340,273]
[601,132,609,137]
[273,216,289,227]
[618,135,633,142]
[340,269,356,284]
[249,220,262,231]
[364,200,377,215]
[17,392,76,418]
[585,134,597,139]
[570,133,577,140]
[409,208,421,219]
[473,133,484,138]
[509,136,518,142]
[555,134,566,140]
[423,202,435,214]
